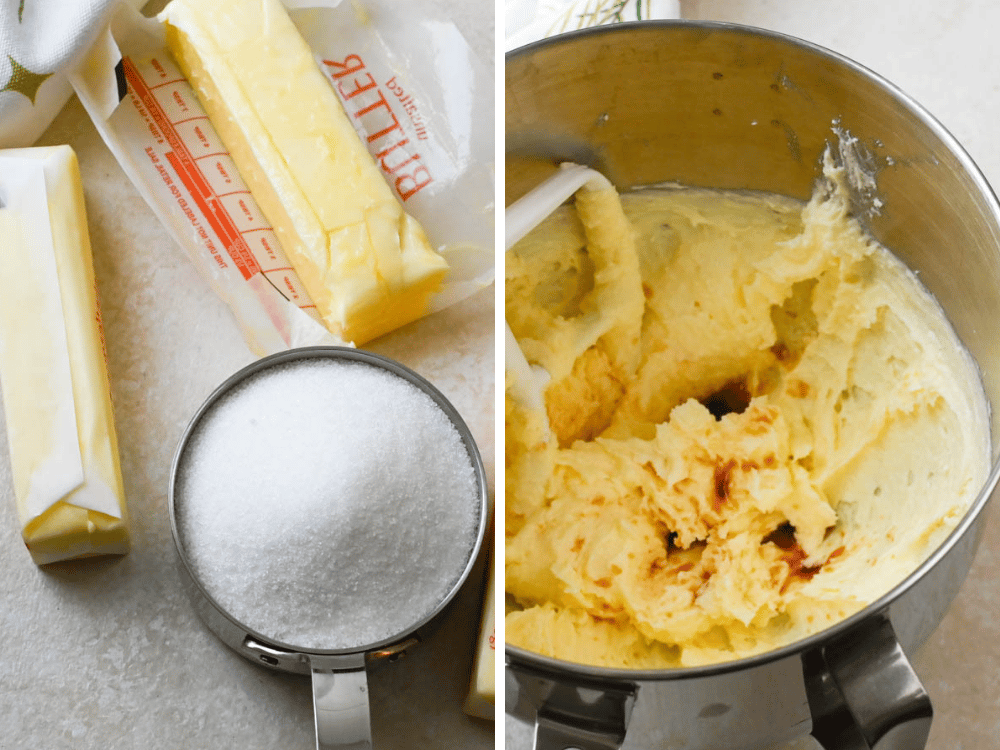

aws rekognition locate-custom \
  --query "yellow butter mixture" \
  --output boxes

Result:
[505,160,989,668]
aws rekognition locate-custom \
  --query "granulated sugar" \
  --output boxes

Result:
[174,357,481,649]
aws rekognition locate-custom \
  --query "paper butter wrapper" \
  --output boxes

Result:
[0,146,130,565]
[69,0,494,356]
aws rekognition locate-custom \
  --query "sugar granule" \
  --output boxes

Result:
[175,358,481,649]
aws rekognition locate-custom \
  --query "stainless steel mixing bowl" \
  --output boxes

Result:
[505,21,1000,750]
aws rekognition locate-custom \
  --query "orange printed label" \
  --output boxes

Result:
[322,55,433,201]
[119,55,315,313]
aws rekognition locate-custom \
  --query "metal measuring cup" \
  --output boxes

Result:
[168,346,489,749]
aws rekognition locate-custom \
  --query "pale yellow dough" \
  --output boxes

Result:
[505,162,989,668]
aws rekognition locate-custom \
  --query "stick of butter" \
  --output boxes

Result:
[0,145,129,565]
[161,0,450,346]
[464,538,495,720]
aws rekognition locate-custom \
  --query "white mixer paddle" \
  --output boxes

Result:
[504,163,615,428]
[505,163,613,251]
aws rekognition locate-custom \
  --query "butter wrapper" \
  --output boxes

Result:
[69,1,493,355]
[0,146,130,565]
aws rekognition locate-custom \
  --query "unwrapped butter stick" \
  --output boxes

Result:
[161,0,451,346]
[0,145,130,565]
[464,538,495,720]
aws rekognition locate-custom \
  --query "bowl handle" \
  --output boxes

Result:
[507,660,637,750]
[311,658,373,750]
[805,612,932,750]
[532,711,629,750]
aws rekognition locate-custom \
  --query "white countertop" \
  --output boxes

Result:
[0,1,495,748]
[506,1,1000,748]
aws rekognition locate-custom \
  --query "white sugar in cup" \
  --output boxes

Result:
[168,347,488,748]
[171,347,487,651]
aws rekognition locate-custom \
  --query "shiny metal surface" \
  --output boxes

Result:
[168,346,489,750]
[510,664,637,750]
[507,650,813,750]
[807,614,932,750]
[505,21,1000,750]
[312,662,372,750]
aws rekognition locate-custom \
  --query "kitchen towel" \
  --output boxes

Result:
[506,0,681,50]
[0,0,144,148]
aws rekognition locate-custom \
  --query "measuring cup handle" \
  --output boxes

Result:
[311,664,373,750]
[805,612,932,750]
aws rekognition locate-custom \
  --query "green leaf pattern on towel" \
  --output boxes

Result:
[3,1,54,107]
[1,55,52,104]
[551,1,659,33]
